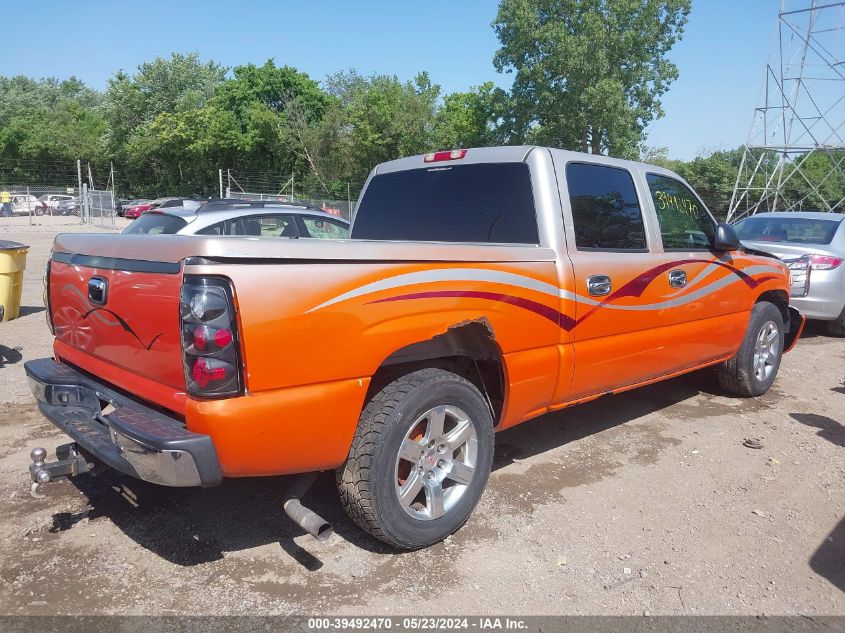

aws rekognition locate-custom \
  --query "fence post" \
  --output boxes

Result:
[78,161,84,225]
[219,169,224,200]
[82,183,89,225]
[109,189,116,230]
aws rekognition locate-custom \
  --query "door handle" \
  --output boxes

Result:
[587,274,612,297]
[668,269,687,288]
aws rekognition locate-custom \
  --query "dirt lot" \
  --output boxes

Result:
[0,217,842,616]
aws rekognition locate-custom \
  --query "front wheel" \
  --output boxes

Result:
[336,367,494,549]
[717,301,784,397]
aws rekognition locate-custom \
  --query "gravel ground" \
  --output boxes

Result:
[0,217,842,616]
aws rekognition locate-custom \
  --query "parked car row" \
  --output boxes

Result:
[123,197,202,219]
[1,193,81,216]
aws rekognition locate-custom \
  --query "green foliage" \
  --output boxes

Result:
[493,0,691,158]
[0,76,105,183]
[322,70,441,183]
[779,152,845,212]
[433,82,510,149]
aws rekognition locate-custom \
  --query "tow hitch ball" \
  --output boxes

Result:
[28,444,93,499]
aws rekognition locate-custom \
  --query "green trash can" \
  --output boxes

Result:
[0,240,30,321]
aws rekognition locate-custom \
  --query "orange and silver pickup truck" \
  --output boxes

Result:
[24,146,803,549]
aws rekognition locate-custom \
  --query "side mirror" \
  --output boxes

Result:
[714,223,740,252]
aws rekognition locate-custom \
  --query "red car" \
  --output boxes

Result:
[123,201,153,219]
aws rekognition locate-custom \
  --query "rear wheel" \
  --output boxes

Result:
[717,301,784,397]
[336,367,494,549]
[827,307,845,337]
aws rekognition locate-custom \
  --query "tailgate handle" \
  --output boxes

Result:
[87,277,108,305]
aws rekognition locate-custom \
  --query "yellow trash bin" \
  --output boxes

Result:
[0,240,29,322]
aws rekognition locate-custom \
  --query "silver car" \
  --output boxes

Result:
[121,203,350,240]
[735,211,845,336]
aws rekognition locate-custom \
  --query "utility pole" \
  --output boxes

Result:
[729,0,845,219]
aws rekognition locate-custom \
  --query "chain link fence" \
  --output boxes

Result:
[3,160,364,228]
[82,187,117,229]
[223,170,361,221]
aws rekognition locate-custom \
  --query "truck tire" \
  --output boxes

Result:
[336,367,494,549]
[827,307,845,337]
[717,301,784,397]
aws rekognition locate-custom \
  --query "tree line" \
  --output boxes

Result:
[0,0,840,215]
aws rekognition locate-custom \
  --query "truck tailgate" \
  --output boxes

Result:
[49,251,186,406]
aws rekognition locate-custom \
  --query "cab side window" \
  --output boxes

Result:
[566,163,647,251]
[647,174,715,250]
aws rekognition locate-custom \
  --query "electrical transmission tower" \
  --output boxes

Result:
[728,0,845,221]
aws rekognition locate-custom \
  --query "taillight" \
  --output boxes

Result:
[180,277,243,398]
[424,149,467,163]
[808,255,843,270]
[43,258,54,334]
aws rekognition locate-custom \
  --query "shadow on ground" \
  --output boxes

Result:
[789,412,845,447]
[798,319,845,340]
[0,344,23,366]
[51,367,715,567]
[810,516,845,593]
[17,305,46,318]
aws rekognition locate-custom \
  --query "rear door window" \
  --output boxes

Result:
[122,214,187,235]
[352,162,538,244]
[646,174,715,250]
[196,214,298,237]
[299,216,349,239]
[566,163,647,250]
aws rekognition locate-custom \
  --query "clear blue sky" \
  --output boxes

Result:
[0,0,780,160]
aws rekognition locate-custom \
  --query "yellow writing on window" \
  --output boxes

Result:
[654,190,698,218]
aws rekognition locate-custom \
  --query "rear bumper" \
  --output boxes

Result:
[25,358,222,487]
[790,294,845,321]
[787,262,845,320]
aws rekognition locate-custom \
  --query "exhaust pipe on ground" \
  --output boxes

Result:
[282,472,333,541]
[283,497,333,541]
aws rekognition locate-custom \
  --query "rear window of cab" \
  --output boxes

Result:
[122,214,187,235]
[351,163,539,244]
[735,216,842,245]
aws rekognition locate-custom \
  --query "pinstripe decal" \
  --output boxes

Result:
[372,291,577,329]
[307,260,786,325]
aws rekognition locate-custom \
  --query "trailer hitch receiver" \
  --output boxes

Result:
[28,443,93,498]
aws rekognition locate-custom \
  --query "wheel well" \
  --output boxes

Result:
[369,321,506,426]
[756,290,789,324]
